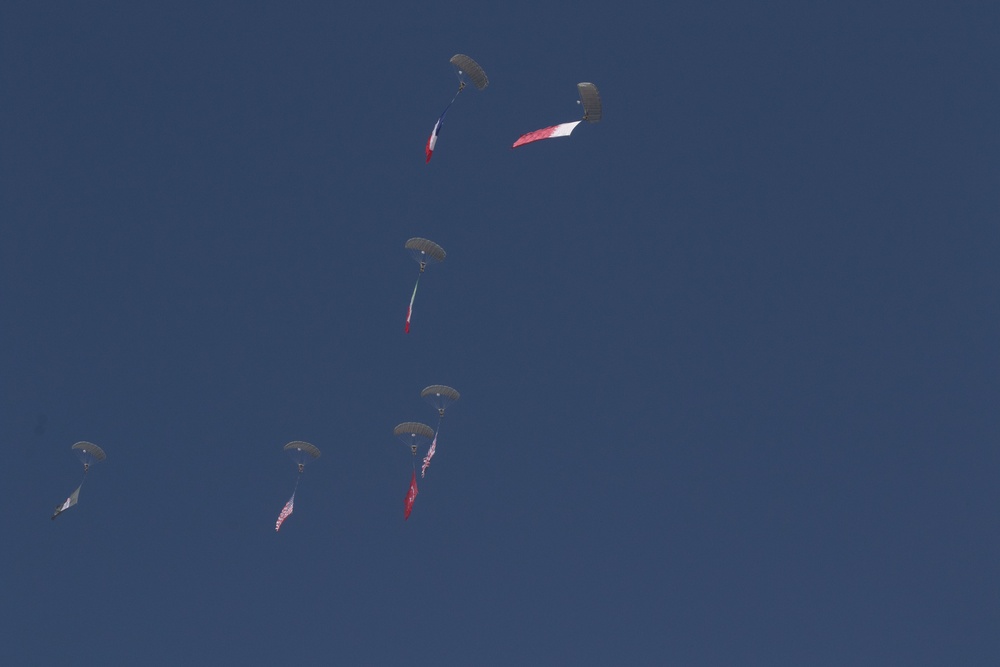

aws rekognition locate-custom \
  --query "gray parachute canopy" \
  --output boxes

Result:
[405,238,446,268]
[577,83,602,123]
[72,441,106,470]
[284,441,321,469]
[394,422,436,454]
[421,385,461,416]
[450,54,489,91]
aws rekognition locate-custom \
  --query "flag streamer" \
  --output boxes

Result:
[405,276,420,333]
[275,492,295,532]
[421,422,440,478]
[404,471,419,520]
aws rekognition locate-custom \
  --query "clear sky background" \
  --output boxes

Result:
[2,1,997,664]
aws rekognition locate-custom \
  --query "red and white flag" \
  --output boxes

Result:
[421,431,437,478]
[512,121,582,148]
[404,471,418,520]
[405,278,419,333]
[275,492,294,532]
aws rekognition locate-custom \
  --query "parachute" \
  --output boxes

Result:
[512,82,603,149]
[577,82,602,123]
[53,441,106,520]
[403,238,446,333]
[421,384,461,417]
[394,422,436,455]
[394,422,435,520]
[284,440,321,474]
[276,441,321,532]
[420,385,460,478]
[425,54,489,162]
[450,54,489,91]
[72,441,106,473]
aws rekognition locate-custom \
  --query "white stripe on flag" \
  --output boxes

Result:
[275,493,294,532]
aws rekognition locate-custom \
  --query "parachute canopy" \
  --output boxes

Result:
[72,441,106,471]
[421,385,461,416]
[284,441,321,472]
[394,422,436,454]
[577,82,602,123]
[450,54,489,91]
[406,238,446,267]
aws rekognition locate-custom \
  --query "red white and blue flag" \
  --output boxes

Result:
[404,471,418,520]
[421,431,437,478]
[425,114,444,163]
[275,492,294,532]
[512,121,582,148]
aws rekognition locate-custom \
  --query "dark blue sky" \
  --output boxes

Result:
[2,2,998,664]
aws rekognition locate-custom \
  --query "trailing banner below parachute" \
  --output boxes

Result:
[404,471,419,520]
[51,484,81,520]
[426,114,444,163]
[275,492,294,532]
[512,121,582,149]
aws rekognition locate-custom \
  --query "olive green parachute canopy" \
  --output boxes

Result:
[394,422,436,454]
[72,441,106,471]
[284,441,321,460]
[405,238,446,266]
[421,385,461,416]
[577,83,602,123]
[284,441,321,471]
[450,54,489,91]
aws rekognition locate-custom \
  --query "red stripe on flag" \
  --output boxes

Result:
[275,494,294,532]
[404,471,418,520]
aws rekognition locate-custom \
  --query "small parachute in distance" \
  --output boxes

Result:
[426,54,489,162]
[406,238,447,270]
[450,54,489,91]
[53,441,106,520]
[421,384,461,417]
[394,422,436,455]
[577,82,602,123]
[512,82,602,149]
[403,238,447,334]
[277,441,321,532]
[420,385,460,478]
[395,423,434,521]
[72,441,107,473]
[284,440,321,474]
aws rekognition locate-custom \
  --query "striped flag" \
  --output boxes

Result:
[275,493,294,532]
[421,431,437,478]
[404,471,418,520]
[512,121,582,148]
[425,115,444,163]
